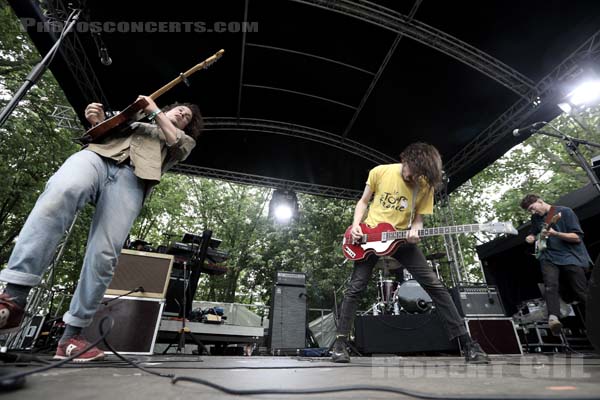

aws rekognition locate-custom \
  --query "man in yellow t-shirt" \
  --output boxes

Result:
[331,142,489,364]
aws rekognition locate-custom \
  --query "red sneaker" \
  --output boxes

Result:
[54,335,106,362]
[0,293,26,334]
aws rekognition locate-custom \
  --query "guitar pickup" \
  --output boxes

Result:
[381,232,388,242]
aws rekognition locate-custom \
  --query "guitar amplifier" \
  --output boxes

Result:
[107,250,173,299]
[450,285,505,317]
[275,271,306,287]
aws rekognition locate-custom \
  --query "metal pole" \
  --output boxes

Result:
[0,9,81,127]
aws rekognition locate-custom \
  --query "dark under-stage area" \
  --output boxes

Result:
[2,354,600,399]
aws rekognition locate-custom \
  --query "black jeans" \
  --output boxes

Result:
[336,243,467,340]
[541,262,588,318]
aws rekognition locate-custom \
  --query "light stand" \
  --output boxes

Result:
[532,122,600,195]
[0,9,81,128]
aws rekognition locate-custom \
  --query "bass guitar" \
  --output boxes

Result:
[76,49,225,144]
[341,221,518,261]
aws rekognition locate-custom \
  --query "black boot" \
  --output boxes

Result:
[464,340,490,364]
[331,335,350,363]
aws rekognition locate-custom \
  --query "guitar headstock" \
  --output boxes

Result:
[202,49,225,69]
[550,212,562,225]
[481,221,519,235]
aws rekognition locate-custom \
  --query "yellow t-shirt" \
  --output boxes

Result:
[363,163,434,229]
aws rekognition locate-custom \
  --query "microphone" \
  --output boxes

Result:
[99,47,112,66]
[512,122,545,136]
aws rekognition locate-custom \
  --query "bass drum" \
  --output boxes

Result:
[395,280,433,314]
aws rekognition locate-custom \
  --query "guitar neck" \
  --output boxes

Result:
[385,224,483,240]
[149,49,224,100]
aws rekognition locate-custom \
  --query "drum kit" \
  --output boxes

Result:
[370,254,445,316]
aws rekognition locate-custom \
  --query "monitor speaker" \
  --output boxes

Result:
[465,317,522,354]
[106,250,173,299]
[82,296,164,355]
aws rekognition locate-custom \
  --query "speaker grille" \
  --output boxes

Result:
[107,250,173,298]
[269,285,307,351]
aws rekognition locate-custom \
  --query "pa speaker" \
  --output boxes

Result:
[269,284,307,353]
[354,312,459,354]
[83,296,164,355]
[107,250,173,299]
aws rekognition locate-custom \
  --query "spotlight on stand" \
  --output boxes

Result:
[268,189,298,224]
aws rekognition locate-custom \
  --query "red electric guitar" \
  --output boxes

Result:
[341,221,518,261]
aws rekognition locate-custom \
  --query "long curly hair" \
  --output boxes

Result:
[399,142,443,188]
[162,102,204,140]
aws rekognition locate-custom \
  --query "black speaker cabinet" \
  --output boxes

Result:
[107,250,173,299]
[82,296,164,355]
[269,284,307,353]
[465,317,522,354]
[450,285,505,317]
[354,311,459,354]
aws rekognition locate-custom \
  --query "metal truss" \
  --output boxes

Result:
[50,105,81,132]
[292,0,536,100]
[342,0,423,137]
[45,1,111,109]
[203,117,397,165]
[444,30,600,182]
[170,164,363,200]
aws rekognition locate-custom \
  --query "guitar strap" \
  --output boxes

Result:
[407,183,419,229]
[544,206,557,225]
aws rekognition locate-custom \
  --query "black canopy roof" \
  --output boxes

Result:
[9,0,600,198]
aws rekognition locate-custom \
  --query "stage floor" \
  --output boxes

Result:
[2,353,600,399]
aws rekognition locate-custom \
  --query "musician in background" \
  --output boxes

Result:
[0,96,202,361]
[332,142,489,364]
[520,194,591,334]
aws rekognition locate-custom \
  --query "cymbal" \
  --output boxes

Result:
[425,252,446,260]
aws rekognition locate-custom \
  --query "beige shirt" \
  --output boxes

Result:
[86,122,196,182]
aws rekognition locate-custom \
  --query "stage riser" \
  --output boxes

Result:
[354,312,459,354]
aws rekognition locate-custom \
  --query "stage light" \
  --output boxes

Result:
[268,189,298,223]
[559,79,600,114]
[568,80,600,106]
[274,204,293,222]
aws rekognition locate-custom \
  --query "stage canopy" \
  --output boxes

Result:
[9,0,600,198]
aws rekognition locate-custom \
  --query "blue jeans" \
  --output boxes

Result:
[0,150,145,327]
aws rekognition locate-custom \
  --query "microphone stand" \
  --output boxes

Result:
[0,9,81,128]
[533,122,600,195]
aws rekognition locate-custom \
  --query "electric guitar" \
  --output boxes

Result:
[534,213,561,259]
[341,221,518,261]
[76,49,225,144]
